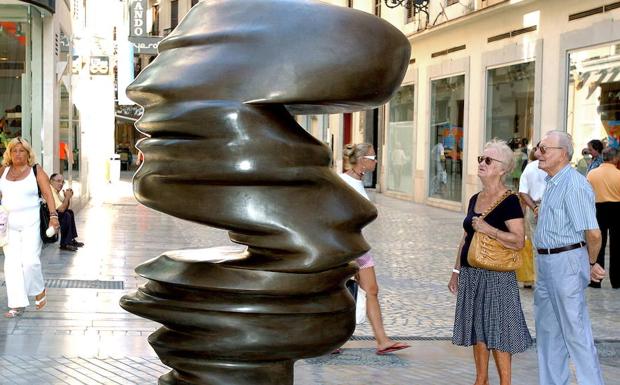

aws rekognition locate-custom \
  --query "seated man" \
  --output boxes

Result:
[49,173,84,251]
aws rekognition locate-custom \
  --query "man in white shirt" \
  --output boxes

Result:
[519,154,547,216]
[518,148,548,287]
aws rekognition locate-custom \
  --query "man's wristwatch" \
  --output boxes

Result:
[590,261,596,267]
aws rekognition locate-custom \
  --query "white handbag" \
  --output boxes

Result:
[355,286,366,324]
[0,205,8,247]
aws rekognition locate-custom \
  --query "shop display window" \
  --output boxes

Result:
[0,18,27,152]
[429,75,464,202]
[0,5,43,161]
[486,62,535,190]
[567,43,620,166]
[386,85,414,194]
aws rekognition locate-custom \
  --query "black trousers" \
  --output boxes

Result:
[59,209,78,247]
[595,201,620,288]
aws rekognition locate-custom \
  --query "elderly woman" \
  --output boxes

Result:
[448,139,531,385]
[0,137,59,318]
[341,143,410,355]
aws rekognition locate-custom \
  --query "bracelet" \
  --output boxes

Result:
[49,213,58,218]
[452,268,460,274]
[590,261,596,267]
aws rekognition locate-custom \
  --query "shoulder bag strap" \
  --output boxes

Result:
[32,164,41,198]
[479,190,513,220]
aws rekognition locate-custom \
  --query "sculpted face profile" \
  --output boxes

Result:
[120,1,410,384]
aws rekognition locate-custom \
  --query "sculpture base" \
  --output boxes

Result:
[121,247,357,385]
[158,360,293,385]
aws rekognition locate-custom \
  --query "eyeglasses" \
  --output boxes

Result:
[537,145,563,155]
[363,155,377,161]
[477,156,504,165]
[52,179,65,184]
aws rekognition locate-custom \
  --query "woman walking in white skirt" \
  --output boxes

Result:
[0,137,59,318]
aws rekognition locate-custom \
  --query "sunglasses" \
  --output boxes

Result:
[363,155,377,161]
[477,156,504,165]
[537,144,563,155]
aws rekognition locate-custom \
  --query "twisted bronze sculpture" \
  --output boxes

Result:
[120,1,410,384]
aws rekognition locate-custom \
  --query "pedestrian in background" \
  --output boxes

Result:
[0,137,59,318]
[534,130,605,385]
[341,143,410,355]
[517,145,547,288]
[576,148,591,176]
[511,140,527,190]
[449,139,531,385]
[587,139,604,174]
[586,147,620,289]
[50,173,84,252]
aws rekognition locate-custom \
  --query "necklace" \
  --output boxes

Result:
[8,165,29,179]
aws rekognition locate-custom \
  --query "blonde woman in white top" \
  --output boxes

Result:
[0,138,59,318]
[340,143,410,355]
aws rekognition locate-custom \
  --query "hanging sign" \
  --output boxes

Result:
[130,0,147,37]
[89,56,109,75]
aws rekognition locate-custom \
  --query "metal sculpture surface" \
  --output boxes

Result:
[120,1,410,384]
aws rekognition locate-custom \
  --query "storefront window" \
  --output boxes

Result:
[59,84,71,174]
[297,114,330,144]
[386,85,414,194]
[0,11,28,152]
[429,75,464,202]
[486,62,535,190]
[567,43,620,167]
[0,5,43,160]
[59,86,82,194]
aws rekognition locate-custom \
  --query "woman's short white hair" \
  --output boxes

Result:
[484,139,514,180]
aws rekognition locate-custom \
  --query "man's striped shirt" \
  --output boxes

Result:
[534,164,599,249]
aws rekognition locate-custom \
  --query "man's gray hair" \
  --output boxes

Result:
[545,130,574,159]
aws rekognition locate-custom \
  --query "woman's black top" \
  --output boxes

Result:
[460,192,524,268]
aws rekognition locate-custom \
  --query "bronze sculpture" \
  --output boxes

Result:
[120,1,410,384]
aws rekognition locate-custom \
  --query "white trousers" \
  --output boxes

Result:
[3,213,44,309]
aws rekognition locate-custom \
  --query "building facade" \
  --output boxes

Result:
[339,0,620,212]
[411,0,620,211]
[0,0,88,199]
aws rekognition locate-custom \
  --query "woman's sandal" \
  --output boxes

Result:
[35,289,47,310]
[4,308,25,318]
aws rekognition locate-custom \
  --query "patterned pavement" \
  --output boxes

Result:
[0,174,617,384]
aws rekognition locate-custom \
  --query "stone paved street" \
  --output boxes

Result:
[0,173,618,384]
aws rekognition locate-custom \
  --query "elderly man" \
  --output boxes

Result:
[49,173,84,251]
[534,130,605,385]
[587,147,620,289]
[518,146,548,287]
